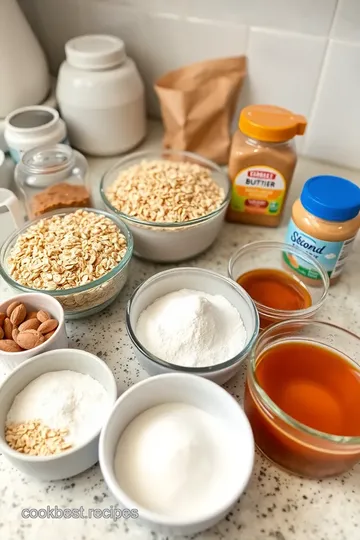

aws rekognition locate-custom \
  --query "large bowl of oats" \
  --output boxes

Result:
[100,150,231,262]
[0,208,133,319]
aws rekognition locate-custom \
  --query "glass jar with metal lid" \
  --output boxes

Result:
[15,144,90,219]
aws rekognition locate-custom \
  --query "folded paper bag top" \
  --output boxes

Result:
[154,56,247,165]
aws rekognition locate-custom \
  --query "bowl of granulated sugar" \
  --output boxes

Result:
[126,267,260,385]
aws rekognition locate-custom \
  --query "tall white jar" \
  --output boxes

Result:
[56,35,146,156]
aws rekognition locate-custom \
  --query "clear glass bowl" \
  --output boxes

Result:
[126,267,259,385]
[244,320,360,478]
[228,240,329,328]
[100,149,231,263]
[0,208,133,319]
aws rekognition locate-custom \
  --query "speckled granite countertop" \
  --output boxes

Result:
[0,122,359,540]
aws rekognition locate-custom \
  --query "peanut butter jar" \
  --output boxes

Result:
[227,105,307,227]
[284,175,360,285]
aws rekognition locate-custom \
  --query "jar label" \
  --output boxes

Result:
[231,166,286,215]
[284,218,355,279]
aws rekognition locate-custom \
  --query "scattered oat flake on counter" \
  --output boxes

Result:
[105,159,225,223]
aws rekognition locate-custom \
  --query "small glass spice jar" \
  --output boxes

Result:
[15,144,91,219]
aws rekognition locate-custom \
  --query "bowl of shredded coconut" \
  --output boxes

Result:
[126,267,259,385]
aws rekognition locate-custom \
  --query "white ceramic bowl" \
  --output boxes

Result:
[0,293,68,375]
[0,348,117,480]
[126,267,259,385]
[99,373,254,535]
[100,150,231,262]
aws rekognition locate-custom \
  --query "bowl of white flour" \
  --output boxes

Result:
[0,348,117,480]
[126,267,259,385]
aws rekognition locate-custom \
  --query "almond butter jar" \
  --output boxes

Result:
[284,175,360,285]
[227,105,307,227]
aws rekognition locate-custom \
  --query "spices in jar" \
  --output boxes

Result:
[236,268,311,328]
[227,105,307,227]
[284,175,360,284]
[32,182,90,216]
[244,320,360,478]
[15,144,90,218]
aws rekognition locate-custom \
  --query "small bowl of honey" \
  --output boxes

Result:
[228,241,329,328]
[244,319,360,478]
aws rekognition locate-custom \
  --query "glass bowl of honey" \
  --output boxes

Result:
[228,241,329,328]
[244,319,360,478]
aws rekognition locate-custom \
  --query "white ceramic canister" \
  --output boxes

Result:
[56,35,146,156]
[4,106,68,163]
[0,0,49,118]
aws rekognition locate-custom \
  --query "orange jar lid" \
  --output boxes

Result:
[239,105,307,142]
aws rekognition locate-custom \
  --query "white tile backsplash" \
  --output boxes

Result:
[241,28,326,153]
[16,0,360,169]
[186,0,337,36]
[331,0,360,42]
[304,40,360,169]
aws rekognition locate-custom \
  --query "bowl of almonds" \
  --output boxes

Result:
[100,150,231,262]
[0,293,67,374]
[0,208,133,319]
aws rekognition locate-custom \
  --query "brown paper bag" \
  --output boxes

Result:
[154,56,246,165]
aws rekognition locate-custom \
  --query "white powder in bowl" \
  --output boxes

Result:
[136,289,247,367]
[114,403,237,519]
[6,370,110,446]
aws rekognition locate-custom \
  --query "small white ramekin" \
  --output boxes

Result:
[126,267,259,385]
[0,348,117,480]
[99,373,254,535]
[0,292,68,375]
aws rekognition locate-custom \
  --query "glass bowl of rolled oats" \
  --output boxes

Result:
[0,208,133,319]
[100,150,231,262]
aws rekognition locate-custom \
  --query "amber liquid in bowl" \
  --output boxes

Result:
[237,269,312,328]
[245,340,360,477]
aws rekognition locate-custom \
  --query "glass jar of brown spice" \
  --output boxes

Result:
[227,105,307,227]
[15,144,91,219]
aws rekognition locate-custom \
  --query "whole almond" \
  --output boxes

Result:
[12,327,19,342]
[37,310,50,323]
[0,339,23,353]
[19,319,40,332]
[26,311,38,321]
[0,327,4,339]
[38,319,58,335]
[10,304,27,326]
[44,330,56,341]
[6,301,21,318]
[4,318,13,340]
[0,313,6,327]
[16,330,45,350]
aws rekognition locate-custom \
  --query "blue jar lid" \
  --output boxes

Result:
[300,175,360,222]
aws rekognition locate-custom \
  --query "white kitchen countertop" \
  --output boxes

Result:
[0,121,359,540]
